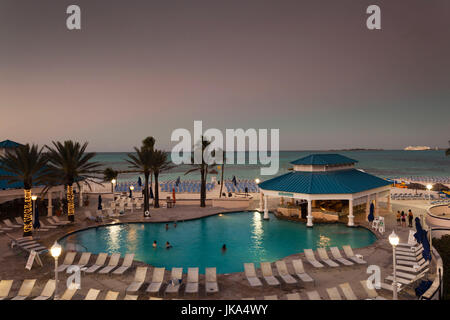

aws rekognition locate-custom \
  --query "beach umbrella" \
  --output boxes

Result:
[232,176,237,186]
[149,186,154,199]
[414,217,423,243]
[172,188,176,203]
[98,195,102,210]
[176,176,181,186]
[33,202,40,230]
[368,202,374,222]
[138,177,142,187]
[421,230,432,261]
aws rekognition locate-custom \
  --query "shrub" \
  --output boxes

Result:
[432,235,450,299]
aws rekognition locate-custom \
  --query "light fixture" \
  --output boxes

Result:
[130,185,135,191]
[111,179,116,185]
[255,178,260,184]
[388,231,399,300]
[389,231,399,246]
[31,195,38,201]
[50,241,62,258]
[426,184,433,191]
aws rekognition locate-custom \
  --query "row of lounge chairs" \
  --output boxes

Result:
[1,216,71,233]
[126,266,219,296]
[304,246,367,268]
[242,280,386,300]
[6,235,47,254]
[58,252,135,275]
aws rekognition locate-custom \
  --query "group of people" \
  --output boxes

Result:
[153,240,172,249]
[397,209,414,227]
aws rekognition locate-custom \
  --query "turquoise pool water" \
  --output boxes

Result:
[60,211,377,274]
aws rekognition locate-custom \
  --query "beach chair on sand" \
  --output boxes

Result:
[292,259,314,283]
[127,267,148,292]
[260,262,280,286]
[306,290,322,300]
[304,249,324,268]
[330,247,354,266]
[0,280,13,300]
[165,267,183,295]
[264,295,278,300]
[68,252,91,272]
[360,280,386,300]
[205,267,219,294]
[57,252,77,272]
[244,263,263,287]
[11,279,36,300]
[85,253,108,273]
[339,282,358,300]
[84,289,101,300]
[98,253,121,274]
[105,291,119,300]
[286,293,301,300]
[33,280,56,300]
[326,287,342,300]
[317,248,339,267]
[342,245,367,264]
[275,260,297,285]
[60,288,78,300]
[184,267,199,295]
[146,267,165,294]
[124,294,139,300]
[113,253,135,275]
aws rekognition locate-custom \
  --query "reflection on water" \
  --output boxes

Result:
[108,225,121,251]
[317,234,331,248]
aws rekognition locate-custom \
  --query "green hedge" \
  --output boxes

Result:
[432,235,450,300]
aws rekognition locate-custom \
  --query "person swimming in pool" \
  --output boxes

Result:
[153,240,157,248]
[222,244,227,253]
[166,241,172,249]
[174,221,177,228]
[165,223,169,230]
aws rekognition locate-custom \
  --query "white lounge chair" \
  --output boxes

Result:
[244,263,263,287]
[127,267,148,292]
[112,253,135,275]
[146,267,165,294]
[33,280,56,300]
[360,280,386,300]
[286,293,301,300]
[317,248,339,267]
[68,252,92,272]
[165,267,183,295]
[14,217,24,225]
[184,267,199,295]
[85,253,108,273]
[326,287,342,300]
[330,247,354,266]
[98,253,121,274]
[124,294,139,300]
[306,290,322,300]
[3,219,21,228]
[260,262,280,286]
[205,267,219,294]
[46,218,66,227]
[339,282,357,300]
[57,252,77,272]
[84,288,101,300]
[275,260,297,285]
[11,279,36,300]
[264,295,278,300]
[0,280,13,300]
[292,259,314,283]
[342,245,367,264]
[52,216,71,225]
[105,291,119,300]
[304,249,324,268]
[60,288,78,300]
[396,260,429,273]
[39,221,58,229]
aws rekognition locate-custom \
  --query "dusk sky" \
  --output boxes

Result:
[1,0,449,151]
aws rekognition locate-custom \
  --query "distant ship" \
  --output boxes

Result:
[404,146,431,151]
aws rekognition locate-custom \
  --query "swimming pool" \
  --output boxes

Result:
[60,211,377,274]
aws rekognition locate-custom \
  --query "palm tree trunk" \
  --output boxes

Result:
[154,172,160,208]
[23,189,33,236]
[67,184,75,222]
[144,172,150,214]
[219,164,224,198]
[200,166,206,207]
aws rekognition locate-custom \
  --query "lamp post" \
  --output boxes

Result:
[389,231,399,300]
[130,185,134,199]
[50,241,62,300]
[426,184,433,204]
[31,195,37,227]
[255,178,260,184]
[111,179,116,205]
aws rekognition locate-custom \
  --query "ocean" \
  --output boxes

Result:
[92,150,450,182]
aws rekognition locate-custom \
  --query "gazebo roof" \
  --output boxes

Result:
[290,154,358,166]
[258,169,391,195]
[0,139,22,148]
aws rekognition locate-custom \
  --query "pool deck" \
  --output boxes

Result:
[0,198,435,300]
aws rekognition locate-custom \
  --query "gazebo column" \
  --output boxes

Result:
[306,200,313,227]
[374,193,378,216]
[47,191,53,216]
[348,199,354,227]
[386,190,391,211]
[263,195,269,220]
[259,192,264,211]
[365,195,371,219]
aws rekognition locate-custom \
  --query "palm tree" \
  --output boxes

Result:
[0,144,51,236]
[151,150,175,208]
[45,141,101,222]
[126,137,154,214]
[185,136,217,207]
[103,167,119,192]
[218,149,225,198]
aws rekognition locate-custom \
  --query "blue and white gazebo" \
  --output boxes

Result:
[258,154,392,227]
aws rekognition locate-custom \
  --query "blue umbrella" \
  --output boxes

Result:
[421,230,432,261]
[138,177,142,187]
[414,217,423,243]
[232,176,237,186]
[33,202,40,230]
[149,186,154,199]
[368,202,374,222]
[98,195,103,210]
[129,188,132,198]
[176,176,181,186]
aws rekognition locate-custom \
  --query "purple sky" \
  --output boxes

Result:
[1,0,449,151]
